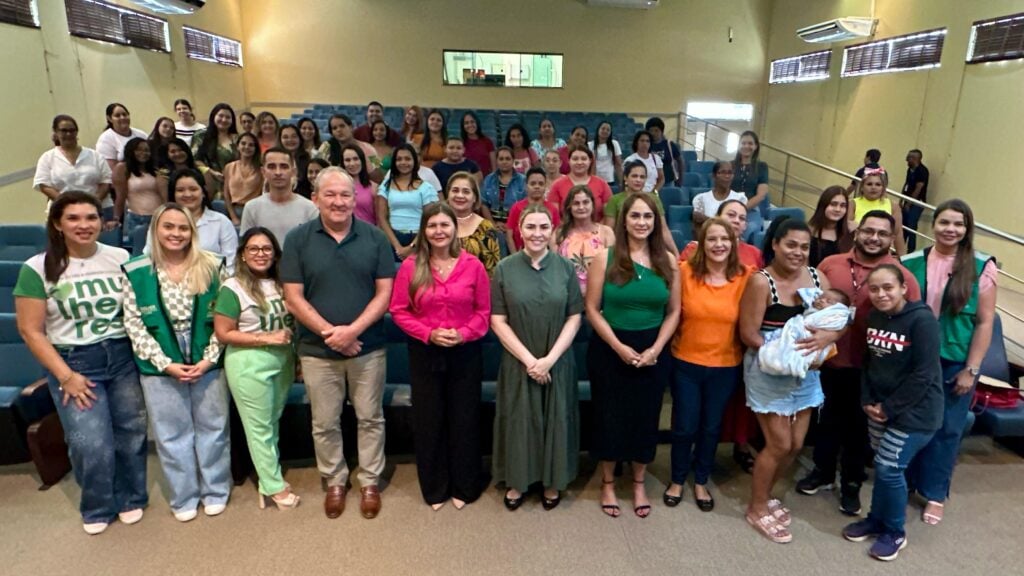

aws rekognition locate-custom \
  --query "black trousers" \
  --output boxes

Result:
[812,366,868,485]
[408,338,483,504]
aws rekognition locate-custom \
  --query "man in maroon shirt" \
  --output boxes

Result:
[798,210,922,517]
[353,101,402,147]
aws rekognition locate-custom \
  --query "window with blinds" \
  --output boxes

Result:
[183,26,243,67]
[65,0,170,52]
[968,12,1024,64]
[842,28,946,77]
[769,50,832,84]
[0,0,38,28]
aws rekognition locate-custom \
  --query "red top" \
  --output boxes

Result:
[558,146,572,174]
[818,250,921,368]
[389,251,492,344]
[507,198,562,250]
[464,137,496,175]
[680,240,764,269]
[547,175,613,222]
[354,123,402,147]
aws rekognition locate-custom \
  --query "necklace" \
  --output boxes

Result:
[456,213,475,221]
[432,257,456,277]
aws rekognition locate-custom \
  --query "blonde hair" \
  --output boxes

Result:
[149,203,221,295]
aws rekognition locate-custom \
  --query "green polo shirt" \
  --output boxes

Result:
[280,216,396,359]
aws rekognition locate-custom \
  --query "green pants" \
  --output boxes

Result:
[225,345,295,496]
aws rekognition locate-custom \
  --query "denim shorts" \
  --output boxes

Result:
[743,347,823,416]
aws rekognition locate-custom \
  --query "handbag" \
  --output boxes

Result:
[971,380,1021,413]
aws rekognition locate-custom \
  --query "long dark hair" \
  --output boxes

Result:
[234,226,283,312]
[383,143,422,192]
[235,132,262,170]
[124,138,156,177]
[341,143,371,187]
[503,123,530,151]
[326,113,354,166]
[762,215,810,267]
[556,185,595,244]
[45,192,102,283]
[933,199,979,315]
[607,193,672,286]
[593,120,618,166]
[732,130,761,167]
[424,109,448,150]
[160,137,197,172]
[808,185,851,261]
[460,111,491,144]
[407,202,461,311]
[198,103,238,167]
[296,116,322,149]
[168,167,213,210]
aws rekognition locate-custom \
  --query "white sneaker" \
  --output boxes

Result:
[82,522,109,535]
[173,509,198,522]
[203,503,226,517]
[118,508,144,525]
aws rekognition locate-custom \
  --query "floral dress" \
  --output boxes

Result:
[557,228,608,296]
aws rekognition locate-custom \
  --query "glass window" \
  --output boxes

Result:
[842,28,946,77]
[64,0,170,53]
[967,12,1024,64]
[442,50,563,88]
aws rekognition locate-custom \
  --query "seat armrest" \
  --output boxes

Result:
[20,378,49,397]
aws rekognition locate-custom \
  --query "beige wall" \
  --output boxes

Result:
[240,0,773,115]
[761,0,1024,276]
[0,0,247,224]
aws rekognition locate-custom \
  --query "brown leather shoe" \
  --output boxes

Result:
[324,485,346,519]
[360,485,381,519]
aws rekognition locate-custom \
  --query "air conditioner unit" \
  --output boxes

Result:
[585,0,660,9]
[797,17,877,43]
[129,0,206,15]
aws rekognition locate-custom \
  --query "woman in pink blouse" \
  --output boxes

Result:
[389,202,491,511]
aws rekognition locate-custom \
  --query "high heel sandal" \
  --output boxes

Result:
[633,479,651,518]
[259,490,301,510]
[601,479,620,518]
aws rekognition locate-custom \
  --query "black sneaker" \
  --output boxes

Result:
[839,482,863,516]
[796,469,835,495]
[869,532,908,561]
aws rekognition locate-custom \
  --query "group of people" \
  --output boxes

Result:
[17,100,997,564]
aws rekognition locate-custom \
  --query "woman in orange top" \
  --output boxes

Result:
[663,217,752,512]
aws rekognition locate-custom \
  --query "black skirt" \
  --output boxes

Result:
[588,326,670,463]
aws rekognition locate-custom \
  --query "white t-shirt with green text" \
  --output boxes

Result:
[214,277,294,334]
[13,244,129,346]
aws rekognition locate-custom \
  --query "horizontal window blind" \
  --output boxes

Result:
[968,12,1024,64]
[183,26,242,67]
[65,0,169,52]
[770,50,832,84]
[0,0,38,28]
[842,28,945,77]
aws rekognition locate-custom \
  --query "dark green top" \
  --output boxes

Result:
[279,217,396,358]
[600,253,669,331]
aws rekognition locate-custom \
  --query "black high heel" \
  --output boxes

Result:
[541,491,561,511]
[503,489,524,511]
[633,479,651,518]
[600,479,620,518]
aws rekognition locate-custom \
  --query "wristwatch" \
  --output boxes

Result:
[967,365,980,377]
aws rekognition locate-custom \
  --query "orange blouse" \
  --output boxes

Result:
[671,261,752,367]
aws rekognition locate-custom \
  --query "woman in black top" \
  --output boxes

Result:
[808,186,851,267]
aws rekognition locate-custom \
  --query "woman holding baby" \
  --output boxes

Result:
[738,216,845,544]
[663,218,753,512]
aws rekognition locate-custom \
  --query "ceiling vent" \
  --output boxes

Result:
[798,17,877,43]
[128,0,206,15]
[585,0,660,9]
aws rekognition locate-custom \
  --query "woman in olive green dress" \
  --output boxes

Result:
[490,204,583,511]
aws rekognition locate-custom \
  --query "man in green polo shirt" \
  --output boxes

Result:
[281,167,395,520]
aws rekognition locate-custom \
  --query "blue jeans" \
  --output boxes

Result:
[906,360,971,503]
[670,358,740,485]
[139,333,231,512]
[902,204,925,252]
[123,212,152,246]
[866,422,934,534]
[49,338,148,523]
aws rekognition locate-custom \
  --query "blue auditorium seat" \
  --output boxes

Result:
[692,161,716,175]
[682,173,706,189]
[768,206,806,223]
[0,225,46,262]
[0,261,19,314]
[0,313,50,464]
[98,225,121,248]
[750,230,767,251]
[667,205,694,239]
[683,150,698,164]
[972,316,1024,438]
[658,187,686,207]
[211,200,230,217]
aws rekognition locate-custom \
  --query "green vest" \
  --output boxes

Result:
[902,247,993,362]
[122,255,222,376]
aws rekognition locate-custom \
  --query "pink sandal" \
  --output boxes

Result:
[747,512,793,543]
[922,501,944,525]
[768,499,792,527]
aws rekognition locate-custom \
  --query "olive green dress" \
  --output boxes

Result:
[491,250,584,492]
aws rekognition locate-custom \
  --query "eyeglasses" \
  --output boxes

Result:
[857,227,892,239]
[57,128,79,134]
[245,246,275,256]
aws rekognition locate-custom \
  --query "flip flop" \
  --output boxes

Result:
[922,501,944,525]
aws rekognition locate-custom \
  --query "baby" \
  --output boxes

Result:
[758,287,852,379]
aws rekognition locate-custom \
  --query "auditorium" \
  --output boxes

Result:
[1,1,1023,574]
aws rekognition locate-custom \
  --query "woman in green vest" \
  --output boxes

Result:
[213,227,299,511]
[902,199,997,526]
[14,191,148,535]
[122,202,229,523]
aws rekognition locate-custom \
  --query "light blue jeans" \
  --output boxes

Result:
[139,333,231,513]
[49,338,148,524]
[866,421,934,535]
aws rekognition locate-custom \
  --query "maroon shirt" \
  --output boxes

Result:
[818,250,921,369]
[354,123,402,147]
